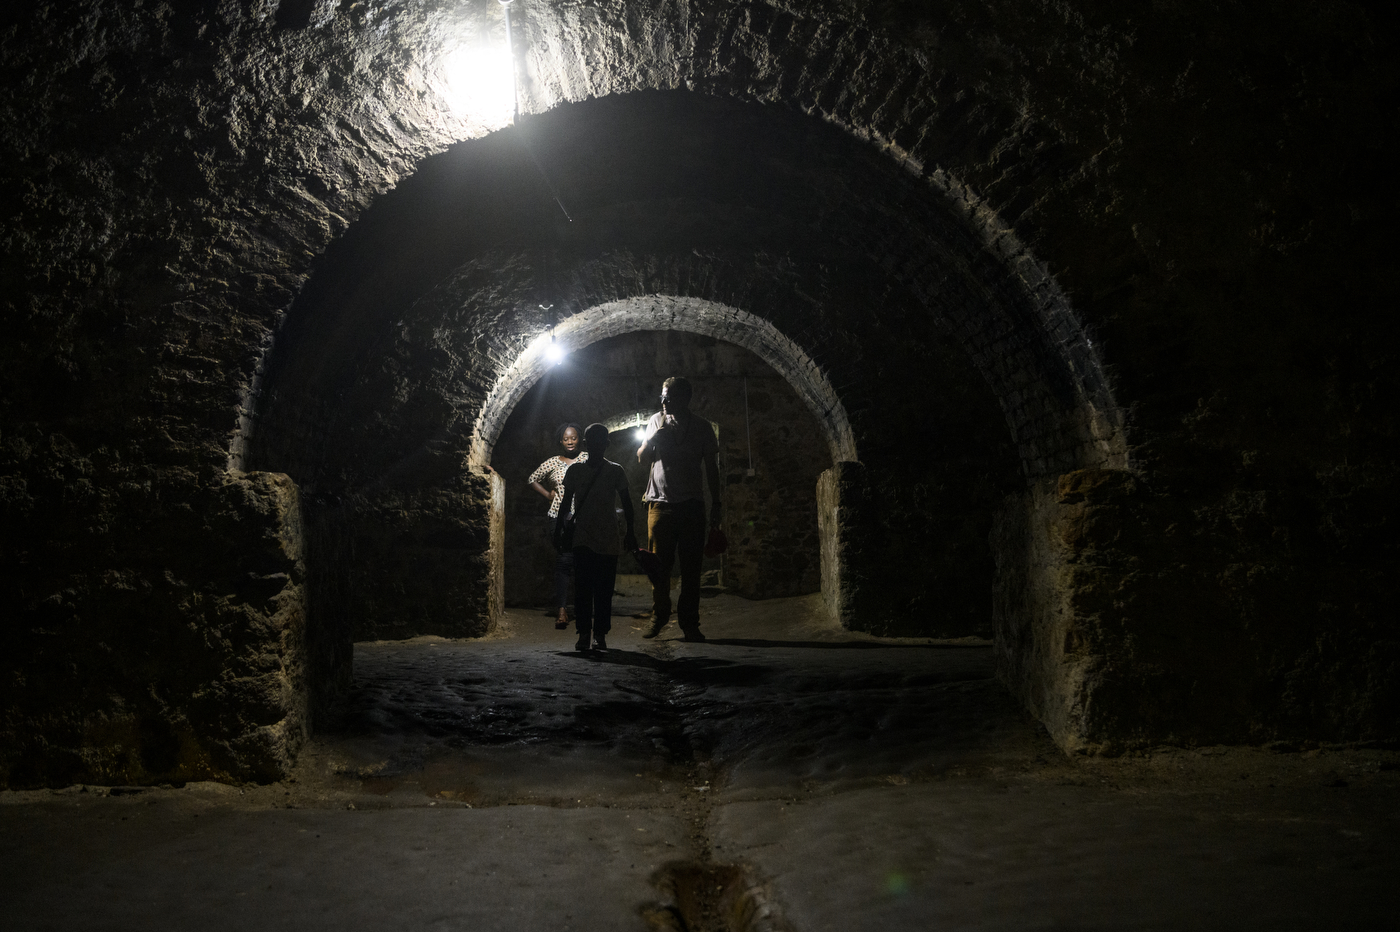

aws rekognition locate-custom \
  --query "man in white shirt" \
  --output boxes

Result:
[637,377,721,642]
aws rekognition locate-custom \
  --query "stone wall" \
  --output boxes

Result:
[0,468,309,788]
[995,468,1400,753]
[348,467,504,642]
[818,462,871,628]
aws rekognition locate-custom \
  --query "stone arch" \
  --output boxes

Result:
[600,409,663,437]
[499,3,1133,477]
[469,295,855,467]
[226,53,1130,761]
[0,0,1167,790]
[197,4,1134,492]
[243,93,1121,494]
[480,301,843,619]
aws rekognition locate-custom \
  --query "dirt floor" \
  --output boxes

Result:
[4,577,1398,931]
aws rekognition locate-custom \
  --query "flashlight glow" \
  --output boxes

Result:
[439,44,515,128]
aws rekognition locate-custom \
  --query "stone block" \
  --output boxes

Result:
[0,469,309,787]
[818,461,874,629]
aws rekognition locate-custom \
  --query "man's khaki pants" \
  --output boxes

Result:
[646,500,706,634]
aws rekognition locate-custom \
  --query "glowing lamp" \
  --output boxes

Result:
[439,43,515,128]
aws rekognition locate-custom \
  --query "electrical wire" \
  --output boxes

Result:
[744,376,754,475]
[502,0,572,222]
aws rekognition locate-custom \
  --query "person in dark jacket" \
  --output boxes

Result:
[555,423,638,652]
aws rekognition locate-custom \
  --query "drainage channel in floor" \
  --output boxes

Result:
[643,861,794,932]
[639,653,796,932]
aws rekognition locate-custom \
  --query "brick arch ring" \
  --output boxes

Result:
[467,295,857,468]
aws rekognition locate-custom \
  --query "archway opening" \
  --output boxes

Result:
[493,329,832,616]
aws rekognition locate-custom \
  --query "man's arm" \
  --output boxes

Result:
[637,413,666,464]
[617,467,638,551]
[637,420,660,465]
[703,449,722,529]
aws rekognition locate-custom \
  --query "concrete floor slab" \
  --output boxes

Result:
[0,800,687,932]
[714,780,1400,932]
[5,588,1398,931]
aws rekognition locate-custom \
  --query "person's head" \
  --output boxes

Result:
[660,376,693,414]
[556,423,581,454]
[582,422,610,456]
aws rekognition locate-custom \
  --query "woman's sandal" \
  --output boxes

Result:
[554,612,569,630]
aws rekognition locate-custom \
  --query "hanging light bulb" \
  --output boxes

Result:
[439,46,514,127]
[544,327,566,366]
[539,304,565,365]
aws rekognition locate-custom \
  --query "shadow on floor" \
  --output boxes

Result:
[691,637,991,650]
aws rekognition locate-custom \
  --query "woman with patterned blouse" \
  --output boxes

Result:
[528,423,588,629]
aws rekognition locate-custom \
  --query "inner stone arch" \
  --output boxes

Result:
[491,326,836,611]
[468,298,855,631]
[470,296,856,468]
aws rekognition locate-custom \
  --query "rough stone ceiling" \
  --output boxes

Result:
[6,0,1389,481]
[4,0,1140,478]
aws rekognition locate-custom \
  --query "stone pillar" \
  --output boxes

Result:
[994,468,1164,754]
[995,467,1400,756]
[991,475,1096,752]
[223,470,312,776]
[818,461,874,629]
[0,469,310,787]
[487,467,506,624]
